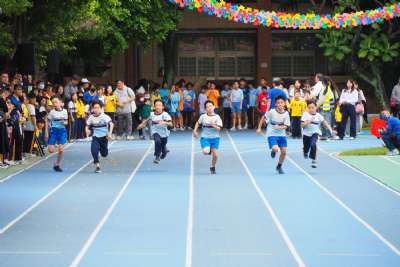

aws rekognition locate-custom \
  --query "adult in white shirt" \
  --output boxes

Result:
[311,73,324,99]
[338,79,359,139]
[391,77,400,118]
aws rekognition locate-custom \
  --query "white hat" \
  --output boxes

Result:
[81,78,90,84]
[137,86,145,94]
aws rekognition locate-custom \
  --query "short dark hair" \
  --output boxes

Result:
[154,99,164,106]
[275,95,286,102]
[306,99,317,106]
[91,100,103,108]
[204,100,214,108]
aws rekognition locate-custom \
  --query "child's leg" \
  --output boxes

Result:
[56,145,64,166]
[153,133,162,157]
[202,147,211,155]
[99,137,109,158]
[309,134,318,160]
[303,135,311,155]
[278,147,287,165]
[231,113,236,128]
[211,148,218,167]
[161,137,168,155]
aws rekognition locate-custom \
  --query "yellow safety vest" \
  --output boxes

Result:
[322,86,334,111]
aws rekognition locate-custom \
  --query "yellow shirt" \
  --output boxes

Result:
[76,99,86,118]
[290,99,307,117]
[105,95,117,113]
[151,94,161,109]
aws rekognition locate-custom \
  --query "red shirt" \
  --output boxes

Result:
[257,92,268,113]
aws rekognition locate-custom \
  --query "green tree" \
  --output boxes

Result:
[317,0,400,107]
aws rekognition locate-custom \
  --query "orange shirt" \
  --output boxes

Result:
[206,89,220,108]
[178,89,184,111]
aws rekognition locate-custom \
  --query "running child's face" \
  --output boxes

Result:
[275,99,285,111]
[154,101,164,113]
[206,102,214,113]
[308,103,317,113]
[52,98,61,109]
[92,104,101,115]
[294,91,300,99]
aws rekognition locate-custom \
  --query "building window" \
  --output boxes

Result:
[219,57,236,77]
[198,57,215,76]
[237,57,255,77]
[272,56,291,77]
[179,57,196,76]
[293,56,314,76]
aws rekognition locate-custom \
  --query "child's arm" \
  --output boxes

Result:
[85,125,91,138]
[193,121,200,138]
[256,116,266,134]
[322,120,333,135]
[107,121,114,140]
[137,118,150,130]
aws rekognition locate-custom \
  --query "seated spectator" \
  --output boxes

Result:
[379,110,400,156]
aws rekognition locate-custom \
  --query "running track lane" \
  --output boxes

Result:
[0,142,151,267]
[70,132,192,267]
[191,132,300,267]
[228,131,400,267]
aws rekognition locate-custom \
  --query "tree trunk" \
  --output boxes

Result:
[355,65,387,109]
[162,31,176,86]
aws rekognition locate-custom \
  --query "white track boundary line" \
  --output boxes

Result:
[381,156,400,166]
[318,147,400,197]
[287,155,400,257]
[227,132,306,267]
[0,142,116,235]
[0,143,74,184]
[185,135,195,267]
[69,143,153,267]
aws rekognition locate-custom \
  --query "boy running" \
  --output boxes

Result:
[193,100,223,174]
[85,101,114,173]
[257,96,290,174]
[46,97,68,172]
[138,99,173,164]
[301,100,333,168]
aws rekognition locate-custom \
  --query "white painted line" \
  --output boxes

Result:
[319,148,400,198]
[104,251,168,256]
[382,156,400,166]
[185,135,195,267]
[286,155,400,257]
[227,132,306,267]
[0,251,61,255]
[214,252,273,256]
[319,253,381,257]
[69,143,153,267]
[0,143,74,184]
[0,142,115,235]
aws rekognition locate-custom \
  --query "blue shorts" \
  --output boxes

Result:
[170,110,181,117]
[200,137,220,150]
[242,99,249,112]
[267,136,287,149]
[231,102,241,113]
[48,127,67,146]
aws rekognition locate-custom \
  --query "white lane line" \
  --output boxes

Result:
[0,142,117,235]
[104,251,169,256]
[381,156,400,166]
[213,252,273,256]
[185,135,195,267]
[0,143,74,184]
[286,155,400,257]
[319,253,381,257]
[227,132,306,267]
[69,143,153,267]
[0,251,61,255]
[319,148,400,198]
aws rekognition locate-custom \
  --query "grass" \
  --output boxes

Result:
[339,147,388,156]
[0,153,49,181]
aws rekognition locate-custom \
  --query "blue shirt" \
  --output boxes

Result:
[83,91,96,104]
[249,88,258,107]
[160,88,170,105]
[170,92,180,113]
[183,90,196,111]
[10,95,22,112]
[387,117,400,136]
[268,88,288,110]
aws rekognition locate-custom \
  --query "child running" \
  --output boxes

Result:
[46,97,68,172]
[137,99,173,164]
[301,100,333,168]
[193,100,223,174]
[85,101,114,173]
[256,95,290,174]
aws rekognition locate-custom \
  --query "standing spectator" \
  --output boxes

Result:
[7,100,24,164]
[23,93,37,155]
[75,92,87,139]
[248,82,258,129]
[83,83,96,105]
[240,79,250,129]
[183,82,196,129]
[177,83,185,130]
[68,93,78,141]
[0,89,10,168]
[256,78,269,95]
[354,81,366,134]
[390,77,400,118]
[151,85,161,110]
[221,82,232,129]
[338,79,358,140]
[10,85,23,112]
[115,80,135,140]
[206,81,220,113]
[289,90,307,138]
[311,73,324,99]
[134,86,146,139]
[23,74,34,93]
[257,86,268,124]
[160,82,171,112]
[317,77,337,140]
[268,80,289,111]
[55,85,65,103]
[198,86,207,116]
[1,72,10,91]
[80,78,91,93]
[64,74,80,102]
[230,81,243,131]
[104,85,117,122]
[169,84,181,131]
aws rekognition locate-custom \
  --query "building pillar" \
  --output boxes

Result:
[257,0,272,83]
[125,41,138,87]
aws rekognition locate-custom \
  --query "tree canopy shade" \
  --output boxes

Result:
[0,0,181,67]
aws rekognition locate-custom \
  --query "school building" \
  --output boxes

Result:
[110,0,351,87]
